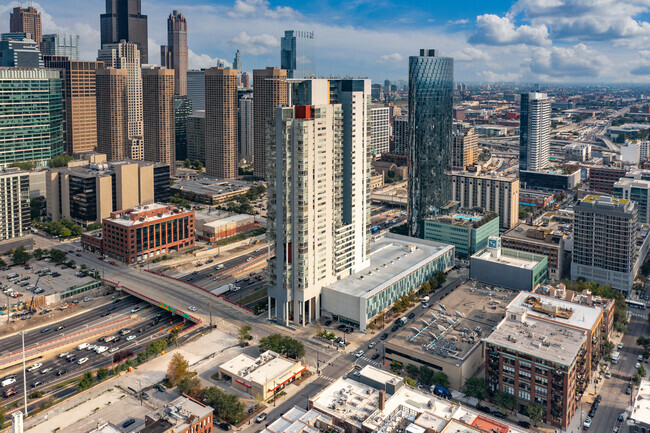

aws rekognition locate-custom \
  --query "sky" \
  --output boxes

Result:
[4,0,650,83]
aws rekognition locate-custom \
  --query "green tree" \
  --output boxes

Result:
[9,161,34,170]
[30,196,46,220]
[463,377,487,401]
[177,376,202,398]
[48,154,74,168]
[494,391,516,413]
[639,365,647,378]
[12,246,31,265]
[259,334,305,359]
[184,159,191,168]
[404,377,417,387]
[49,249,67,264]
[167,328,180,347]
[77,372,94,391]
[86,222,102,231]
[96,368,109,382]
[431,372,450,388]
[434,270,447,288]
[238,325,252,345]
[0,258,5,268]
[526,403,544,426]
[390,360,403,373]
[405,364,420,380]
[32,248,46,260]
[166,353,189,386]
[202,386,245,424]
[419,281,432,295]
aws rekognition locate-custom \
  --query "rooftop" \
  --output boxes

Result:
[631,379,650,427]
[171,177,253,197]
[509,291,602,330]
[502,221,568,245]
[87,423,123,433]
[483,310,587,366]
[451,170,518,182]
[50,159,166,178]
[426,212,497,228]
[261,406,340,433]
[580,195,629,205]
[107,204,190,227]
[219,351,301,386]
[471,247,546,270]
[143,395,213,432]
[387,283,514,363]
[325,234,454,300]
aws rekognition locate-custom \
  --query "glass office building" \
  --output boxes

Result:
[407,49,454,238]
[280,30,314,78]
[0,68,63,168]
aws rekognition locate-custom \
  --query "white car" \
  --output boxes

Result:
[368,342,377,349]
[584,418,592,429]
[605,371,612,379]
[58,352,69,358]
[27,363,43,372]
[422,303,429,308]
[95,346,108,354]
[618,343,624,349]
[636,362,642,369]
[86,345,97,351]
[355,350,364,358]
[40,367,53,374]
[131,306,141,313]
[77,357,88,365]
[188,306,197,312]
[109,347,120,353]
[639,355,644,362]
[77,343,89,350]
[1,377,16,386]
[126,335,136,341]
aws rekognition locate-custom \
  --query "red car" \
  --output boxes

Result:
[98,257,104,261]
[4,388,17,398]
[109,261,116,265]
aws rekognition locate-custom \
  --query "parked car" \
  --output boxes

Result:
[154,384,165,392]
[517,421,531,429]
[584,417,592,429]
[476,404,491,414]
[255,413,267,423]
[380,333,389,340]
[122,419,136,428]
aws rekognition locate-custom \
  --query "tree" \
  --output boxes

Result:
[639,364,647,378]
[238,325,252,345]
[430,372,450,388]
[463,377,487,401]
[32,248,46,260]
[12,246,31,265]
[420,281,432,295]
[86,222,102,231]
[494,391,516,413]
[49,249,67,264]
[9,161,34,170]
[177,376,202,399]
[526,403,544,426]
[404,377,417,387]
[0,405,4,429]
[49,154,74,168]
[390,361,403,373]
[405,364,420,380]
[166,353,189,386]
[78,372,94,391]
[202,386,245,424]
[96,368,109,382]
[167,328,180,347]
[259,334,305,359]
[184,159,191,168]
[0,258,5,268]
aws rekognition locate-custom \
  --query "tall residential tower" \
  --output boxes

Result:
[142,67,175,171]
[205,68,238,178]
[160,10,188,96]
[253,67,287,178]
[519,92,550,172]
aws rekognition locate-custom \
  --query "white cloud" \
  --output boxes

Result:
[447,19,469,25]
[469,14,549,46]
[377,53,403,63]
[227,0,296,19]
[230,31,279,55]
[529,43,609,78]
[452,46,491,62]
[477,70,522,82]
[188,50,232,69]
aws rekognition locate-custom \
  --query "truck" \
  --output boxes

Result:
[398,317,408,327]
[611,351,620,364]
[431,385,452,399]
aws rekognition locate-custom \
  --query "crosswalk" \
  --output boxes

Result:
[320,375,338,383]
[358,356,383,367]
[630,313,647,319]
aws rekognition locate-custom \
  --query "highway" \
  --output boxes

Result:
[179,248,268,285]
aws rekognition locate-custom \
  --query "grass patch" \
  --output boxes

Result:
[235,287,267,306]
[212,228,266,247]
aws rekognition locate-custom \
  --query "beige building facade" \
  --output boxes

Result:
[253,67,287,178]
[205,67,238,178]
[142,67,175,170]
[96,68,128,160]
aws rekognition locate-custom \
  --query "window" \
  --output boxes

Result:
[518,390,530,400]
[503,385,514,395]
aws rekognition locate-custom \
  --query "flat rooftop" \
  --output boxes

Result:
[631,379,650,426]
[426,212,495,228]
[502,221,568,244]
[387,283,514,362]
[171,177,253,197]
[509,291,602,330]
[326,234,453,300]
[484,312,587,366]
[471,247,544,270]
[219,351,298,385]
[107,204,186,227]
[261,406,335,433]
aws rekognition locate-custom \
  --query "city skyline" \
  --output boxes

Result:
[2,0,650,82]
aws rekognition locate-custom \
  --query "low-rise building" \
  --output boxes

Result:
[519,168,580,191]
[501,222,568,281]
[141,395,213,433]
[519,190,555,209]
[261,407,342,433]
[171,177,253,205]
[565,143,592,162]
[384,283,514,390]
[474,124,510,136]
[369,171,384,190]
[423,212,499,257]
[588,166,627,194]
[98,204,195,264]
[470,237,548,291]
[218,350,306,400]
[320,233,454,331]
[194,210,257,242]
[630,379,650,433]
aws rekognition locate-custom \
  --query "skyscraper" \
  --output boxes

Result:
[187,69,205,112]
[571,195,637,294]
[205,68,238,178]
[0,169,31,242]
[451,123,478,170]
[519,92,550,172]
[98,41,143,143]
[41,34,80,60]
[233,49,242,86]
[10,6,41,48]
[407,49,454,238]
[96,68,128,161]
[370,105,390,156]
[187,110,205,164]
[160,10,188,96]
[0,69,63,168]
[238,94,253,162]
[0,34,43,67]
[280,30,314,78]
[100,0,149,63]
[44,56,103,155]
[241,72,250,89]
[393,115,408,156]
[174,95,192,161]
[142,67,175,171]
[253,67,287,178]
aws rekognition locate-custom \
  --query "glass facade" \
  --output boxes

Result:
[69,175,98,223]
[154,165,171,203]
[174,95,192,161]
[0,69,63,167]
[408,50,454,237]
[280,30,314,79]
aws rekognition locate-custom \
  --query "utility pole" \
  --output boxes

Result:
[21,331,28,416]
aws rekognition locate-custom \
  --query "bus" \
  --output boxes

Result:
[626,300,646,310]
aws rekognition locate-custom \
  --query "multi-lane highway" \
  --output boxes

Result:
[179,248,268,285]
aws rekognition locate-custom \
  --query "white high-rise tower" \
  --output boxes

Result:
[519,92,550,172]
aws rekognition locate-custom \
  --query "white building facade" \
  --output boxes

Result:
[370,106,390,156]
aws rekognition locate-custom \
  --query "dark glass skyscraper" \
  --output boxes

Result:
[174,95,192,161]
[280,30,314,78]
[100,0,148,63]
[407,49,454,238]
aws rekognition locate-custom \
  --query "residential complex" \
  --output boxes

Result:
[100,0,148,63]
[253,67,287,178]
[519,92,550,172]
[450,171,520,229]
[9,6,41,48]
[408,49,454,237]
[238,94,253,162]
[205,67,238,178]
[95,68,129,160]
[0,169,30,242]
[44,57,102,155]
[187,111,205,164]
[613,177,650,224]
[423,211,499,257]
[142,66,175,170]
[571,195,639,294]
[186,69,205,112]
[588,166,627,194]
[174,95,192,161]
[451,123,478,170]
[392,115,408,156]
[370,105,390,156]
[160,10,188,96]
[0,68,63,168]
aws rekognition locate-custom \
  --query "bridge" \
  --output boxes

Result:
[371,193,407,206]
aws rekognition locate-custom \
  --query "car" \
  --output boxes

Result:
[67,356,77,363]
[27,363,43,372]
[77,357,88,365]
[584,418,592,429]
[126,335,136,341]
[589,408,596,418]
[605,371,612,379]
[636,362,641,369]
[3,388,17,398]
[626,386,632,395]
[154,384,165,392]
[109,261,115,265]
[618,343,624,349]
[1,377,16,387]
[217,422,232,431]
[55,325,64,331]
[55,370,67,376]
[371,352,380,360]
[476,404,491,414]
[491,411,505,419]
[407,312,416,319]
[131,306,141,313]
[188,306,197,312]
[40,367,53,374]
[368,342,377,349]
[355,350,364,358]
[30,381,43,388]
[595,395,602,403]
[422,303,429,308]
[343,327,353,334]
[337,324,347,331]
[120,329,131,335]
[517,421,531,429]
[391,325,399,332]
[618,413,625,422]
[40,327,51,333]
[380,333,388,340]
[109,347,120,353]
[640,355,644,362]
[101,311,111,317]
[108,306,116,311]
[141,392,150,400]
[324,320,332,326]
[255,413,267,423]
[122,418,136,428]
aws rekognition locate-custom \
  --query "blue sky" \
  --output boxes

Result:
[3,0,650,83]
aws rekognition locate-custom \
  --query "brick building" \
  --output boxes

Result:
[588,166,627,194]
[141,395,213,433]
[100,204,194,264]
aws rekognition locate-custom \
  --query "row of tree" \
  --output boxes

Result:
[259,334,306,359]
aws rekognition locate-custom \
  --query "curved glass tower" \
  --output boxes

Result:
[407,49,454,238]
